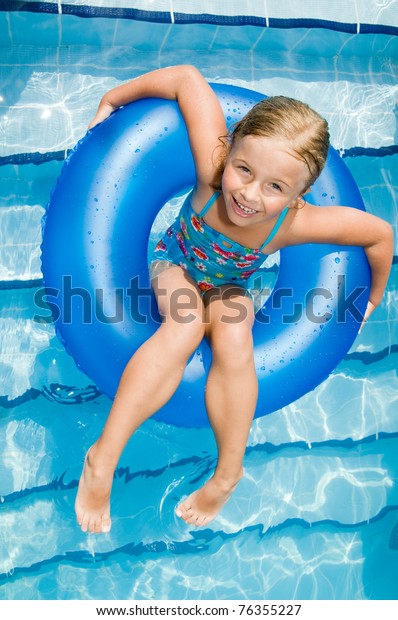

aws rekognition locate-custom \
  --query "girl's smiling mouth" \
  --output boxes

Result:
[232,195,258,217]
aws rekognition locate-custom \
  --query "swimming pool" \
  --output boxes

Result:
[0,2,397,601]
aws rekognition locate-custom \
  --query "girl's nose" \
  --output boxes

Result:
[241,181,259,203]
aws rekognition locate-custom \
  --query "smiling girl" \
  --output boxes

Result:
[75,65,393,534]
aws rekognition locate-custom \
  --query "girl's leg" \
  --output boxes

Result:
[176,287,258,526]
[75,266,205,533]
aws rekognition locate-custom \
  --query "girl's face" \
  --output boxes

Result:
[221,135,309,228]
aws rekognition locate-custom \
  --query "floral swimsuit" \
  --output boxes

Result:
[149,190,288,293]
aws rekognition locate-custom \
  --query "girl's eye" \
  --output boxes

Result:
[239,165,250,173]
[271,183,282,192]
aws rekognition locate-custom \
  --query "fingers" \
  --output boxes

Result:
[88,102,117,130]
[359,300,376,333]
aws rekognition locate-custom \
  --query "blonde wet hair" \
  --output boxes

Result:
[213,95,330,195]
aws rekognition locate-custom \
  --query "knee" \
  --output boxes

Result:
[210,321,254,367]
[162,312,205,354]
[178,315,206,349]
[158,287,205,352]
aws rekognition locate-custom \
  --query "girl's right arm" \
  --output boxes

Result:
[89,65,227,188]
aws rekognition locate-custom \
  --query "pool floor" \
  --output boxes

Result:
[0,9,397,601]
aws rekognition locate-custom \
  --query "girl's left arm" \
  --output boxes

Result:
[361,219,394,328]
[293,205,394,325]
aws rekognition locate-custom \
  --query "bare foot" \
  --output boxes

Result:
[75,445,113,534]
[175,475,241,526]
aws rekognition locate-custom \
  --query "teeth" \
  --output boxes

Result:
[236,199,256,214]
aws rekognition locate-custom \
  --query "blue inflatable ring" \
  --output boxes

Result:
[41,83,370,427]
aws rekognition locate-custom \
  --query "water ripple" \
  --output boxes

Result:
[1,505,398,589]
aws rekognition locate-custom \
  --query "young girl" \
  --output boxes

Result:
[75,65,393,534]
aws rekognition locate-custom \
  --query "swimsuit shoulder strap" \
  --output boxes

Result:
[198,191,221,217]
[259,207,289,250]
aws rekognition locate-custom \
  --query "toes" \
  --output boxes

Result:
[93,517,103,534]
[77,511,111,534]
[175,486,222,527]
[87,517,100,534]
[80,513,90,533]
[180,509,194,523]
[196,515,208,527]
[86,517,96,534]
[178,499,191,512]
[75,507,83,527]
[176,505,213,528]
[185,512,208,526]
[185,514,201,525]
[176,500,191,519]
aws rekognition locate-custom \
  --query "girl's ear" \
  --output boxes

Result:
[291,193,308,209]
[290,187,312,209]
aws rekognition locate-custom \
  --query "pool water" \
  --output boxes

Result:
[0,6,398,601]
